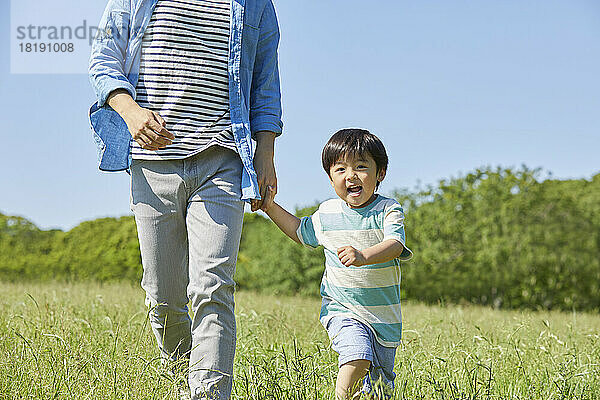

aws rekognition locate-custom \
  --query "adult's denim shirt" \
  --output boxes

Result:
[89,0,283,201]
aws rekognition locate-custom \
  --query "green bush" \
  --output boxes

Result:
[396,167,600,311]
[0,215,61,280]
[0,215,140,282]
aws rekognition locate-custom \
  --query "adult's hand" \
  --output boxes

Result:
[252,131,277,212]
[107,89,174,150]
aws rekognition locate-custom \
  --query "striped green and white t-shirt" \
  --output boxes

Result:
[297,195,413,347]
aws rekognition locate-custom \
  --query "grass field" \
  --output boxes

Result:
[0,282,598,399]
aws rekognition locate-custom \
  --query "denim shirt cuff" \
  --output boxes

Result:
[250,117,283,138]
[98,78,136,107]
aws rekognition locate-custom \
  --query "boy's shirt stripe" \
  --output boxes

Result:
[321,278,401,307]
[298,195,413,346]
[324,263,400,289]
[296,216,317,247]
[368,323,404,347]
[319,213,384,232]
[320,231,386,254]
[331,301,403,325]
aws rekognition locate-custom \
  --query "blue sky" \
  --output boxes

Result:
[1,0,599,230]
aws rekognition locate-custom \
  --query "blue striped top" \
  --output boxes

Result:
[133,0,236,159]
[296,195,413,347]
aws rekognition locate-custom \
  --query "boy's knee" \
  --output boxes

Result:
[342,359,371,376]
[337,359,372,399]
[347,359,371,369]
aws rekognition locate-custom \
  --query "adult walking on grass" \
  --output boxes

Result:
[88,0,283,398]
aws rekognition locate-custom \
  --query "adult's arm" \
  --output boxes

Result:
[89,1,173,149]
[249,0,283,137]
[89,0,135,107]
[250,1,283,210]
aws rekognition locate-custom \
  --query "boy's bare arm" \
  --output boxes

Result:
[337,240,404,267]
[263,196,302,244]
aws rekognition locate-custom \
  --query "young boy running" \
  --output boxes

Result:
[262,128,413,399]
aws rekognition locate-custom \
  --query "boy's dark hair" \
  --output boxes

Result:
[322,129,388,182]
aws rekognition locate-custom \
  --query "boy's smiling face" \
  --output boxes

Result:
[329,152,386,208]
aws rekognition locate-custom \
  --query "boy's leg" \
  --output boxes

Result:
[362,343,397,398]
[130,159,192,370]
[185,147,244,400]
[327,316,397,399]
[336,359,371,400]
[326,317,375,399]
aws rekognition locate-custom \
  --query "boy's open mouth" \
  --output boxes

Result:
[347,185,363,197]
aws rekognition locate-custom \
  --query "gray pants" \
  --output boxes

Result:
[130,146,244,400]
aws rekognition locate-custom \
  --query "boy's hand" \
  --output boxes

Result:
[337,246,367,267]
[261,185,276,212]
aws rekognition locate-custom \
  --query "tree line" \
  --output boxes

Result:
[1,167,598,311]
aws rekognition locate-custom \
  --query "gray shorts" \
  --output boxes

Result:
[326,315,397,397]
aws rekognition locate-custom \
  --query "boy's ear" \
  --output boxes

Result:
[377,169,387,182]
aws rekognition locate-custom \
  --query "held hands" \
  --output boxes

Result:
[123,103,174,150]
[252,132,277,212]
[337,246,367,267]
[261,186,276,212]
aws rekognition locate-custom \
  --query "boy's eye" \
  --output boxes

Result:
[335,167,345,173]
